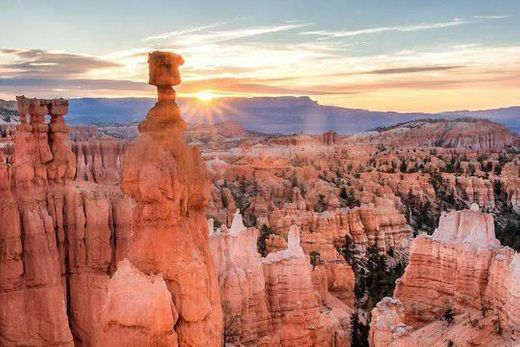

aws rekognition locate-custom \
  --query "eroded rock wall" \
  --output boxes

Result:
[371,206,520,346]
[210,214,351,346]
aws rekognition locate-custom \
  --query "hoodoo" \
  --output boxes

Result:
[0,96,75,346]
[369,208,520,346]
[98,51,223,346]
[210,211,352,346]
[0,53,224,346]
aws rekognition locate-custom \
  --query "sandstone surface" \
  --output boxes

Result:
[370,208,520,346]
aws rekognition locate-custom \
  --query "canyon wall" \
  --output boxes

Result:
[0,97,133,346]
[369,205,519,346]
[268,194,411,254]
[210,212,352,346]
[209,214,275,346]
[1,52,223,346]
[73,140,127,184]
[0,97,75,346]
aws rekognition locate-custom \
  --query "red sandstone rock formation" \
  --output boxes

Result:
[1,52,223,347]
[443,174,496,210]
[73,140,127,184]
[369,297,510,346]
[101,51,223,346]
[0,96,75,346]
[268,197,411,255]
[359,119,516,151]
[370,205,519,346]
[96,259,178,346]
[322,131,338,146]
[210,213,351,346]
[262,226,350,346]
[501,159,520,212]
[0,96,135,346]
[209,218,274,345]
[368,298,413,346]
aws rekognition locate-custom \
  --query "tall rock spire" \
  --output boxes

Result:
[102,51,223,346]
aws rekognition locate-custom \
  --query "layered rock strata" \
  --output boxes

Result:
[0,97,75,346]
[73,140,127,184]
[100,51,223,346]
[209,214,273,345]
[1,52,224,347]
[210,213,351,346]
[370,205,519,346]
[269,196,411,254]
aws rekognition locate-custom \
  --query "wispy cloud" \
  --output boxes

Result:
[149,22,312,46]
[300,15,508,39]
[1,17,519,112]
[472,15,509,19]
[357,65,465,75]
[144,23,225,41]
[300,18,471,39]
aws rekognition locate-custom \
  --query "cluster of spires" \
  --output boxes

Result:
[209,209,305,259]
[16,95,69,132]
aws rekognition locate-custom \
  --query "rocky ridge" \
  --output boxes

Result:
[369,205,519,346]
[210,211,351,346]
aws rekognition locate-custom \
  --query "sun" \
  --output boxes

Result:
[196,91,216,102]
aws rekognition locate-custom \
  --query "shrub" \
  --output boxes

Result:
[443,308,455,326]
[309,251,320,270]
[493,316,503,335]
[339,187,361,209]
[257,224,274,257]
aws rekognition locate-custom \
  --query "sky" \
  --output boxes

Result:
[1,0,519,112]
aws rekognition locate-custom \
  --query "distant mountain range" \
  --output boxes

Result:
[1,96,519,134]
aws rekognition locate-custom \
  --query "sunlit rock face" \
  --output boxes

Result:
[394,208,501,324]
[96,259,178,346]
[501,160,520,213]
[268,197,411,255]
[210,212,352,346]
[368,298,413,347]
[0,96,130,346]
[0,97,74,346]
[372,207,520,346]
[369,298,511,347]
[102,51,223,346]
[209,215,273,345]
[358,118,517,151]
[442,175,496,210]
[1,52,223,347]
[73,140,127,184]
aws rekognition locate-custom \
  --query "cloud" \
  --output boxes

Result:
[148,22,312,46]
[1,18,519,111]
[300,15,507,40]
[3,42,520,100]
[144,23,225,41]
[358,65,465,75]
[472,15,509,19]
[178,77,353,95]
[0,49,119,78]
[311,71,520,93]
[0,75,351,98]
[300,19,471,39]
[0,77,146,89]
